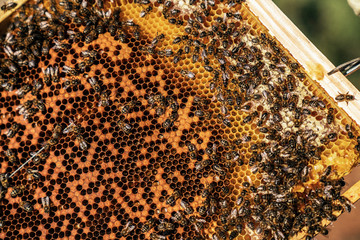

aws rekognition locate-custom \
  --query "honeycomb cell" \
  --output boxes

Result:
[0,0,359,240]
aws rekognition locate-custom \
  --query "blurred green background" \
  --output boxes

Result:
[273,0,360,90]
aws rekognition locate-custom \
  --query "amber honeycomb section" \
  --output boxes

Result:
[0,0,359,240]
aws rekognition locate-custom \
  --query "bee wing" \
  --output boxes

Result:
[63,119,75,134]
[54,66,58,75]
[328,57,360,76]
[41,197,46,207]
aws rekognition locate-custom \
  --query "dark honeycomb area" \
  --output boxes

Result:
[0,0,359,239]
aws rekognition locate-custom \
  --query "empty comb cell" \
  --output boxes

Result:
[0,0,360,239]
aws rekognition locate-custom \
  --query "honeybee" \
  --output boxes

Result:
[120,101,136,114]
[120,221,135,237]
[0,185,5,199]
[190,216,206,233]
[33,99,46,112]
[335,92,355,104]
[19,201,33,212]
[328,57,360,76]
[16,84,31,98]
[63,65,78,76]
[172,211,188,226]
[1,77,17,91]
[41,196,50,213]
[3,59,18,73]
[4,149,18,164]
[63,78,81,89]
[26,169,41,181]
[43,136,59,150]
[186,142,197,160]
[81,50,98,58]
[42,67,51,85]
[1,2,17,11]
[88,77,101,92]
[10,185,25,198]
[166,190,181,206]
[158,221,175,231]
[52,124,62,139]
[180,199,194,215]
[180,70,195,79]
[117,120,132,134]
[98,91,110,107]
[63,119,81,134]
[76,135,88,150]
[150,233,166,240]
[141,217,155,233]
[6,122,19,138]
[195,160,211,171]
[0,173,10,188]
[31,79,43,96]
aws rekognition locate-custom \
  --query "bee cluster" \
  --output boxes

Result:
[0,0,359,239]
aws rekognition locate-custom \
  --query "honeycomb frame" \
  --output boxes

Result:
[0,0,360,239]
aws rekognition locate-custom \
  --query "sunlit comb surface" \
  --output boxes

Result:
[0,0,360,239]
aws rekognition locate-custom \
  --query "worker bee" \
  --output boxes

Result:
[6,122,20,138]
[158,221,175,231]
[23,108,38,120]
[63,77,81,89]
[186,142,197,159]
[120,221,135,237]
[180,199,194,215]
[50,65,59,83]
[172,211,189,226]
[19,201,33,212]
[1,77,17,91]
[41,39,50,56]
[31,79,43,96]
[150,233,166,240]
[180,70,195,79]
[141,217,155,233]
[140,6,152,18]
[1,1,17,11]
[213,164,226,176]
[10,185,25,198]
[98,90,110,107]
[63,119,81,134]
[162,118,173,129]
[16,84,31,98]
[33,99,46,112]
[88,77,101,92]
[76,135,88,150]
[166,190,181,206]
[190,216,206,233]
[0,218,3,228]
[117,120,132,134]
[42,66,51,85]
[51,124,62,140]
[3,59,18,73]
[41,196,50,213]
[4,149,18,164]
[63,65,78,77]
[335,92,355,104]
[0,173,10,188]
[195,159,211,171]
[30,151,48,165]
[26,169,41,181]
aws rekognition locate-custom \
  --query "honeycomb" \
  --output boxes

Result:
[0,0,359,239]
